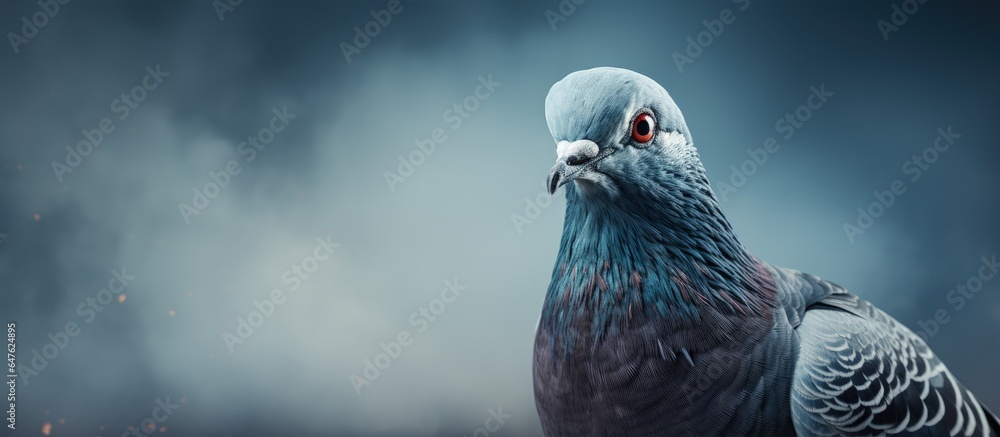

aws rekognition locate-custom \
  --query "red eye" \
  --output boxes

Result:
[631,113,655,143]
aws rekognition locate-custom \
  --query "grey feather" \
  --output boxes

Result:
[532,67,999,437]
[681,347,694,367]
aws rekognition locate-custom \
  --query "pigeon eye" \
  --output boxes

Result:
[631,112,655,144]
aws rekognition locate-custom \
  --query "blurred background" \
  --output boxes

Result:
[0,1,997,435]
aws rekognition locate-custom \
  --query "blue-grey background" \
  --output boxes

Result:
[0,1,997,435]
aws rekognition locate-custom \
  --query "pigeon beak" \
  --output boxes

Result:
[546,162,568,195]
[546,139,606,195]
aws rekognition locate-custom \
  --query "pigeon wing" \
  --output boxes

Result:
[786,277,1000,436]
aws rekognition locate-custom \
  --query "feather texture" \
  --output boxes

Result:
[532,67,999,437]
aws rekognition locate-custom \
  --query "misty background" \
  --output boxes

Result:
[0,1,997,435]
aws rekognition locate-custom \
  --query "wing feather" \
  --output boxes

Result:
[768,265,999,437]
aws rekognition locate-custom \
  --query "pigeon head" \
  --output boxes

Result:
[540,68,770,335]
[545,67,702,199]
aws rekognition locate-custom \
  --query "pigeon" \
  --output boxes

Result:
[532,67,1000,436]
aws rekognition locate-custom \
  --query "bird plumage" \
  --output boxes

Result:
[533,67,999,436]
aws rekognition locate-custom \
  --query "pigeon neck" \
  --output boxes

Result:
[543,176,775,341]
